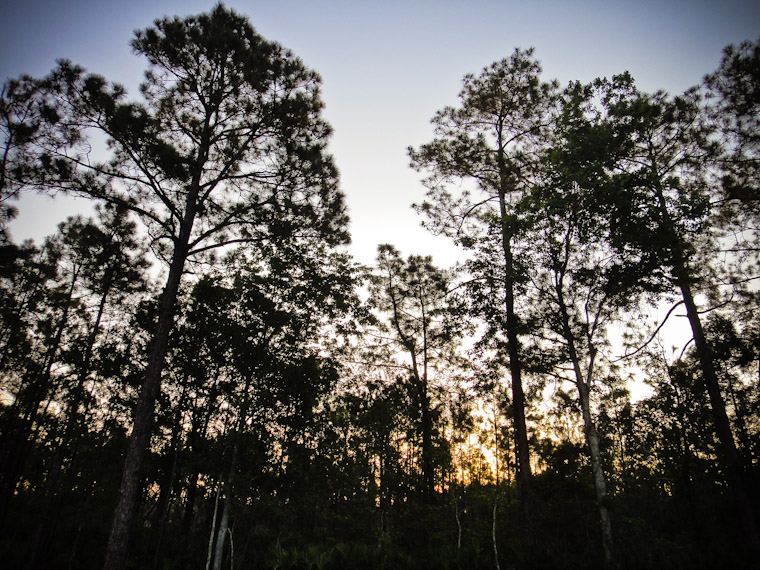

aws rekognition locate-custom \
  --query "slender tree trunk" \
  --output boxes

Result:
[497,182,532,522]
[418,293,435,501]
[454,495,462,552]
[556,287,616,567]
[494,130,533,522]
[665,362,701,541]
[419,381,434,501]
[102,239,190,570]
[492,491,501,570]
[491,399,502,566]
[387,267,435,502]
[577,379,615,566]
[408,345,433,501]
[379,433,390,548]
[183,471,200,541]
[211,374,251,570]
[211,499,230,570]
[726,377,756,462]
[205,484,221,570]
[152,398,185,570]
[184,403,214,543]
[212,443,238,570]
[379,453,386,546]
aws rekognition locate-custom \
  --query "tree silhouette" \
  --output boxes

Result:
[11,6,349,568]
[409,49,559,520]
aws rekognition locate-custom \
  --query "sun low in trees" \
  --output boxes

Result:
[1,5,349,569]
[368,245,469,503]
[409,49,559,522]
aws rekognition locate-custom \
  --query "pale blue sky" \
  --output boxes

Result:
[2,0,758,265]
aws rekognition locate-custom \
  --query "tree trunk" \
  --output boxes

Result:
[419,381,434,501]
[554,272,616,567]
[454,495,462,552]
[666,363,701,541]
[494,131,533,522]
[152,398,185,570]
[564,338,615,564]
[418,293,435,501]
[497,186,532,522]
[184,400,214,543]
[102,240,189,570]
[183,471,200,541]
[102,79,213,568]
[577,379,615,566]
[492,490,501,570]
[677,274,760,558]
[389,269,435,502]
[205,484,221,570]
[211,443,238,570]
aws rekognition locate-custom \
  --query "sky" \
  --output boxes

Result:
[1,0,759,268]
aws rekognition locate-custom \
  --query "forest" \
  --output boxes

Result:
[0,5,758,570]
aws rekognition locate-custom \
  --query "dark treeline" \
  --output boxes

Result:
[1,5,758,570]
